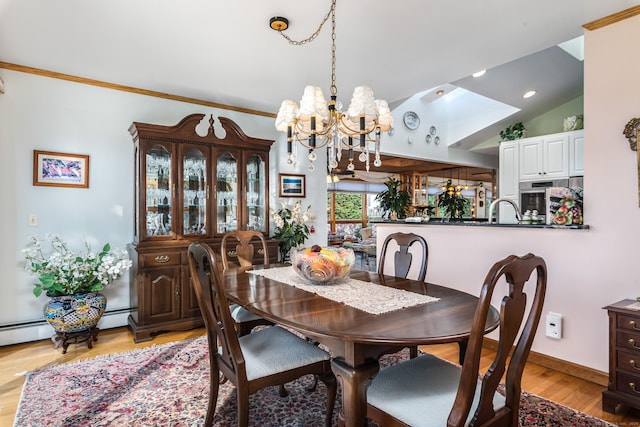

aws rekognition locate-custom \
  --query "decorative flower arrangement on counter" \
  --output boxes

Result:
[438,179,470,220]
[23,234,132,297]
[551,197,583,225]
[270,200,311,261]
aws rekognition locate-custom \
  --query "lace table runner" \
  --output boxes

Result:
[246,266,439,315]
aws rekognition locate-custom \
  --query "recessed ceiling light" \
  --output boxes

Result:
[472,70,486,78]
[523,90,536,99]
[436,89,445,96]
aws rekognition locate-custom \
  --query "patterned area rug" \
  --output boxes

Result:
[14,335,615,426]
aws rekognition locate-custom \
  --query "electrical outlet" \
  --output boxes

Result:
[28,213,38,227]
[545,312,562,339]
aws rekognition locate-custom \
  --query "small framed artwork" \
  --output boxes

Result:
[278,173,306,198]
[33,150,90,188]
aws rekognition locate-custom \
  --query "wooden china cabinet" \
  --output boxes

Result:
[127,114,278,342]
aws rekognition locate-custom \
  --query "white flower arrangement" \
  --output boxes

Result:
[270,200,311,258]
[23,234,132,297]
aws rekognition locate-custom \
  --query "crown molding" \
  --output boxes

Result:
[583,5,640,31]
[0,61,276,118]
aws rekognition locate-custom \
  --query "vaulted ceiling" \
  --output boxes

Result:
[0,1,636,177]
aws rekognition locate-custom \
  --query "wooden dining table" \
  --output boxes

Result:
[223,266,500,427]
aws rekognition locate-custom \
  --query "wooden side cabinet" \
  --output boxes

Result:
[603,299,640,413]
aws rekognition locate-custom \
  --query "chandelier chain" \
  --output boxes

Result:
[275,0,336,47]
[330,4,337,96]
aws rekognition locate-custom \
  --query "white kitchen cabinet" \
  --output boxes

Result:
[498,141,519,223]
[499,141,519,199]
[569,129,584,176]
[519,133,569,181]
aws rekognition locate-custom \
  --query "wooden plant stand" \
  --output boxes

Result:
[51,327,99,354]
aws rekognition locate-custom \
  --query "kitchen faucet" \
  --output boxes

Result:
[488,198,522,223]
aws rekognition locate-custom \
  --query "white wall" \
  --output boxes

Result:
[376,223,606,371]
[0,69,324,344]
[386,95,499,170]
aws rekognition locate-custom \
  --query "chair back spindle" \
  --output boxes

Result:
[221,230,269,271]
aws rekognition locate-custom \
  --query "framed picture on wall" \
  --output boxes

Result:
[278,173,305,198]
[33,150,90,188]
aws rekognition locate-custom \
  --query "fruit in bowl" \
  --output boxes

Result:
[291,245,355,285]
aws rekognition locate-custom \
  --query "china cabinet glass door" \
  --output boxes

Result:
[216,151,239,234]
[145,145,173,237]
[245,154,267,232]
[182,147,207,236]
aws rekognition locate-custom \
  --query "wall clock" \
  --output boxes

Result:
[403,111,420,130]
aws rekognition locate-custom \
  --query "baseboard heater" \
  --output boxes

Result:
[0,307,133,331]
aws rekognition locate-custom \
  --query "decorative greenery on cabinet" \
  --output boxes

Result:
[500,122,526,141]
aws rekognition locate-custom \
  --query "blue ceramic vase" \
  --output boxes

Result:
[43,292,107,333]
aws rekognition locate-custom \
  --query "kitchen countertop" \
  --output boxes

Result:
[372,220,589,230]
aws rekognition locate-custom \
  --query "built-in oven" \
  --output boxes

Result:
[519,177,583,222]
[519,179,568,222]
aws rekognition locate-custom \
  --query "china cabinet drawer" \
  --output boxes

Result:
[222,246,267,261]
[140,252,182,267]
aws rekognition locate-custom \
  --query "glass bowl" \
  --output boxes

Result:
[290,246,355,285]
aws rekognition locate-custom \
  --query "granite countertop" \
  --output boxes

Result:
[372,220,589,230]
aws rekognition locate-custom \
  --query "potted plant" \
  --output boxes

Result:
[270,200,311,262]
[437,179,470,220]
[375,177,412,220]
[23,234,132,334]
[499,122,526,141]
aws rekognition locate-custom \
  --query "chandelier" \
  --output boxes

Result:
[272,0,393,173]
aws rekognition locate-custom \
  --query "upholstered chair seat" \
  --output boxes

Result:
[238,325,330,381]
[368,353,505,427]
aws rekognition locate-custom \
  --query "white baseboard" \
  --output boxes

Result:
[0,310,130,346]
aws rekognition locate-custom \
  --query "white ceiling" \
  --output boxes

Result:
[0,0,636,154]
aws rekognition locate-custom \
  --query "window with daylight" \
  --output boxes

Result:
[327,180,385,240]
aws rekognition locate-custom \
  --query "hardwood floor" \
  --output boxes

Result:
[1,326,639,426]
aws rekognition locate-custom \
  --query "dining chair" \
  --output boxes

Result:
[377,232,428,282]
[366,253,547,427]
[188,242,338,427]
[378,232,428,358]
[221,230,273,336]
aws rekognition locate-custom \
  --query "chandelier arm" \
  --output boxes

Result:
[337,118,380,138]
[291,133,331,151]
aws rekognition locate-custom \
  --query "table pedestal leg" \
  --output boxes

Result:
[331,357,380,427]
